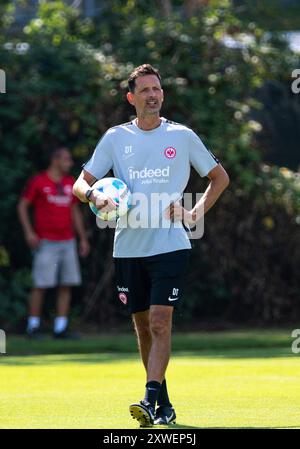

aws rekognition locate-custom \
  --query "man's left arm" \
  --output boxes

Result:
[168,164,230,225]
[72,203,90,257]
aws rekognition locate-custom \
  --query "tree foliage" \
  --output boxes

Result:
[0,0,299,329]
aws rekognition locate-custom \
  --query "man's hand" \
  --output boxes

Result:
[90,190,117,213]
[79,238,90,258]
[165,202,197,227]
[25,231,40,250]
[165,165,230,227]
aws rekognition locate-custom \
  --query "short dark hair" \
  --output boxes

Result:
[128,64,162,93]
[48,147,70,163]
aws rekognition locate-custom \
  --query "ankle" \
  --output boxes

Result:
[144,380,161,409]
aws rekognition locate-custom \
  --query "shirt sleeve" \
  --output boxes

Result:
[83,130,114,180]
[21,176,39,204]
[188,129,219,177]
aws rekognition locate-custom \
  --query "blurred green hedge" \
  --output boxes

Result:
[0,1,299,329]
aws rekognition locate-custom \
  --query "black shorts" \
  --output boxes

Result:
[114,249,190,314]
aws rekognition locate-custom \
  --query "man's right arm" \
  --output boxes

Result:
[17,198,40,249]
[72,169,98,203]
[73,169,117,212]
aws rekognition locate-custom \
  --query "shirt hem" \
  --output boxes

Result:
[37,236,75,241]
[112,245,192,258]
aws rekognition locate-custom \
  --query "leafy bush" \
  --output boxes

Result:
[0,1,299,328]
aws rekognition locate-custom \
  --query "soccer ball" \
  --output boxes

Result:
[89,177,131,221]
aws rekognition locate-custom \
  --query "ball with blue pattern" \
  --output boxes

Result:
[89,177,131,221]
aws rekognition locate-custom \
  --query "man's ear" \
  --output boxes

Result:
[127,91,135,106]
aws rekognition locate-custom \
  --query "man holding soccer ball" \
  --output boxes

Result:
[73,64,229,426]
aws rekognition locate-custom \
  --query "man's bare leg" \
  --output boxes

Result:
[132,310,151,370]
[130,305,173,424]
[56,285,71,316]
[27,288,45,335]
[54,285,71,334]
[28,287,45,316]
[133,305,173,380]
[147,305,173,383]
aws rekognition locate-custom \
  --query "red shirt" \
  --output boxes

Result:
[22,171,79,241]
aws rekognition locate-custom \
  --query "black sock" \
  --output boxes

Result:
[157,379,172,407]
[144,381,161,409]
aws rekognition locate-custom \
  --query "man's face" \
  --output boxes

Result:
[127,75,164,117]
[55,150,74,173]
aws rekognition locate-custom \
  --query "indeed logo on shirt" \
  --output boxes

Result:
[128,166,170,180]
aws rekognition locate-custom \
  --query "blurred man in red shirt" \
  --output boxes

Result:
[18,147,90,338]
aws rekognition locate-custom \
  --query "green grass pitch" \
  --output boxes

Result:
[1,331,300,429]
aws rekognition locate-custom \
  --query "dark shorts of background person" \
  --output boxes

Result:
[114,249,190,314]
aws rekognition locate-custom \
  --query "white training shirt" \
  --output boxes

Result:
[84,117,219,257]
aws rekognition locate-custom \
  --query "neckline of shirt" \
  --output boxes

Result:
[133,117,166,133]
[45,171,69,184]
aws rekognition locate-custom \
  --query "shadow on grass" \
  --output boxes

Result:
[0,352,138,366]
[143,424,300,429]
[156,423,202,429]
[0,331,297,366]
[0,348,297,366]
[173,425,300,429]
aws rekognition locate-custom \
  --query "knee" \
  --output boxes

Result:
[150,316,171,338]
